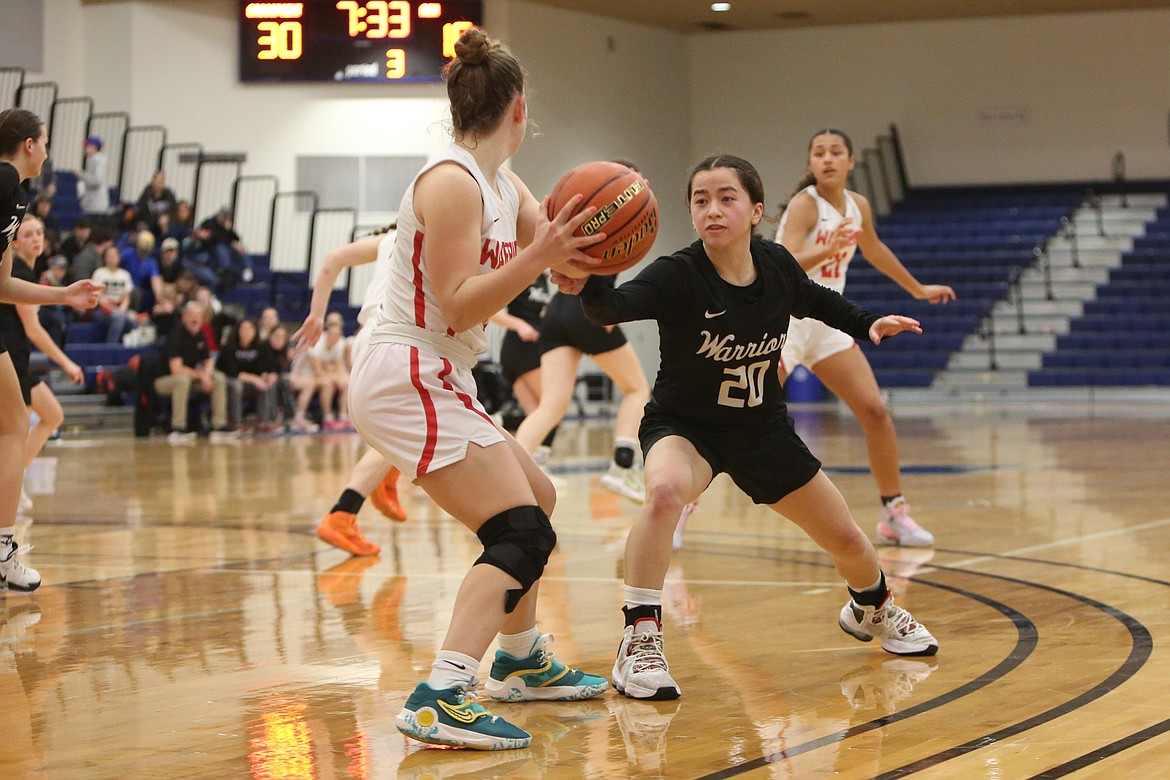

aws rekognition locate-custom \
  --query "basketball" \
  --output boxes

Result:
[546,160,658,275]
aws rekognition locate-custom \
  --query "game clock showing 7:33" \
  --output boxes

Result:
[239,1,483,83]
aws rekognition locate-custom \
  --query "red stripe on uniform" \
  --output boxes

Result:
[438,358,494,425]
[410,347,440,476]
[412,230,426,327]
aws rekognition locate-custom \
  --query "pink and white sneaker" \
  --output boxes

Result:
[877,498,934,547]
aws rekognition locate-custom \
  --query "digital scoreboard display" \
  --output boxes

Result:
[239,2,484,83]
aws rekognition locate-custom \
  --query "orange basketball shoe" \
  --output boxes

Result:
[369,467,407,523]
[316,511,381,556]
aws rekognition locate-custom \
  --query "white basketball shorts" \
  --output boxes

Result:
[349,342,505,479]
[780,316,857,373]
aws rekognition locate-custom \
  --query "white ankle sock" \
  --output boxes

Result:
[624,585,662,611]
[497,627,541,658]
[426,650,480,690]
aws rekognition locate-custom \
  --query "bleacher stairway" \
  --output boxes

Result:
[919,192,1170,400]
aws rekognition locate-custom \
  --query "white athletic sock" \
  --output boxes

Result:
[497,627,541,658]
[426,650,480,691]
[624,585,662,612]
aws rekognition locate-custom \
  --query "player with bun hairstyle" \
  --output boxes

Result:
[552,154,939,702]
[347,28,609,750]
[777,129,956,547]
[0,108,103,592]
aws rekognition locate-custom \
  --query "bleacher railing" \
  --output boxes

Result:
[120,125,167,204]
[159,142,203,210]
[0,67,23,111]
[17,81,57,137]
[232,175,280,256]
[308,207,358,294]
[188,152,245,225]
[268,191,318,273]
[48,96,93,173]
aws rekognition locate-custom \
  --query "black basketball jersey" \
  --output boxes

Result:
[0,255,37,357]
[0,162,27,258]
[507,272,553,328]
[579,236,878,427]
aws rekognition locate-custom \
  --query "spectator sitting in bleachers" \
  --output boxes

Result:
[31,194,56,232]
[157,237,183,285]
[26,154,55,201]
[258,306,281,341]
[219,318,279,431]
[155,301,235,443]
[264,324,306,432]
[169,200,194,244]
[189,206,253,288]
[67,224,113,284]
[37,255,72,349]
[309,311,353,431]
[136,170,177,231]
[90,245,135,344]
[284,328,322,433]
[78,135,109,221]
[58,217,91,264]
[150,283,179,346]
[122,230,161,311]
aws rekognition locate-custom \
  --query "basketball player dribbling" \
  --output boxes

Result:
[293,227,407,557]
[551,154,939,701]
[346,27,609,750]
[777,128,956,547]
[0,108,103,593]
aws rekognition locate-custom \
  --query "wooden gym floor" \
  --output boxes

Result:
[3,402,1170,779]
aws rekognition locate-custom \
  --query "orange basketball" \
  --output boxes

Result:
[546,160,658,275]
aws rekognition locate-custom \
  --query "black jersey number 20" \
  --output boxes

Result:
[717,360,769,409]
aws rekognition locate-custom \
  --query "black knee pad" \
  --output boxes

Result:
[475,505,557,613]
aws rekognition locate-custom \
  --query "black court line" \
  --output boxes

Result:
[686,548,1151,780]
[937,548,1170,779]
[697,578,1036,780]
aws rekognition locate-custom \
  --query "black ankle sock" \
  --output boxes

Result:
[614,445,635,470]
[848,572,889,607]
[332,489,365,515]
[623,604,661,627]
[880,494,901,506]
[541,425,558,449]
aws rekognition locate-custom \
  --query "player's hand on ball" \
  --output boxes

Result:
[549,270,587,295]
[869,315,921,345]
[534,194,606,270]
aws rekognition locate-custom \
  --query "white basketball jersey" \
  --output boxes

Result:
[776,185,861,294]
[357,231,395,327]
[368,144,520,368]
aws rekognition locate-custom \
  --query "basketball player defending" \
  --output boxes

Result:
[552,154,938,701]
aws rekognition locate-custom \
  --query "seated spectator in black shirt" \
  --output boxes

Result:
[37,255,72,348]
[67,224,113,285]
[190,206,253,287]
[59,218,91,263]
[136,170,177,230]
[219,318,279,430]
[31,195,57,231]
[154,301,235,442]
[158,237,183,285]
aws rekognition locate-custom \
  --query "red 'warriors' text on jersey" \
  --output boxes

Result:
[776,184,861,294]
[368,144,520,368]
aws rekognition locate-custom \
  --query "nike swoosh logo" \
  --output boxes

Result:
[437,699,483,724]
[704,310,726,319]
[442,660,468,670]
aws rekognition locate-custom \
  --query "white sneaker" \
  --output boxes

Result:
[17,488,32,515]
[612,609,681,700]
[672,502,698,551]
[877,498,934,547]
[209,429,242,444]
[601,465,645,503]
[839,594,938,656]
[0,537,41,593]
[167,430,197,445]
